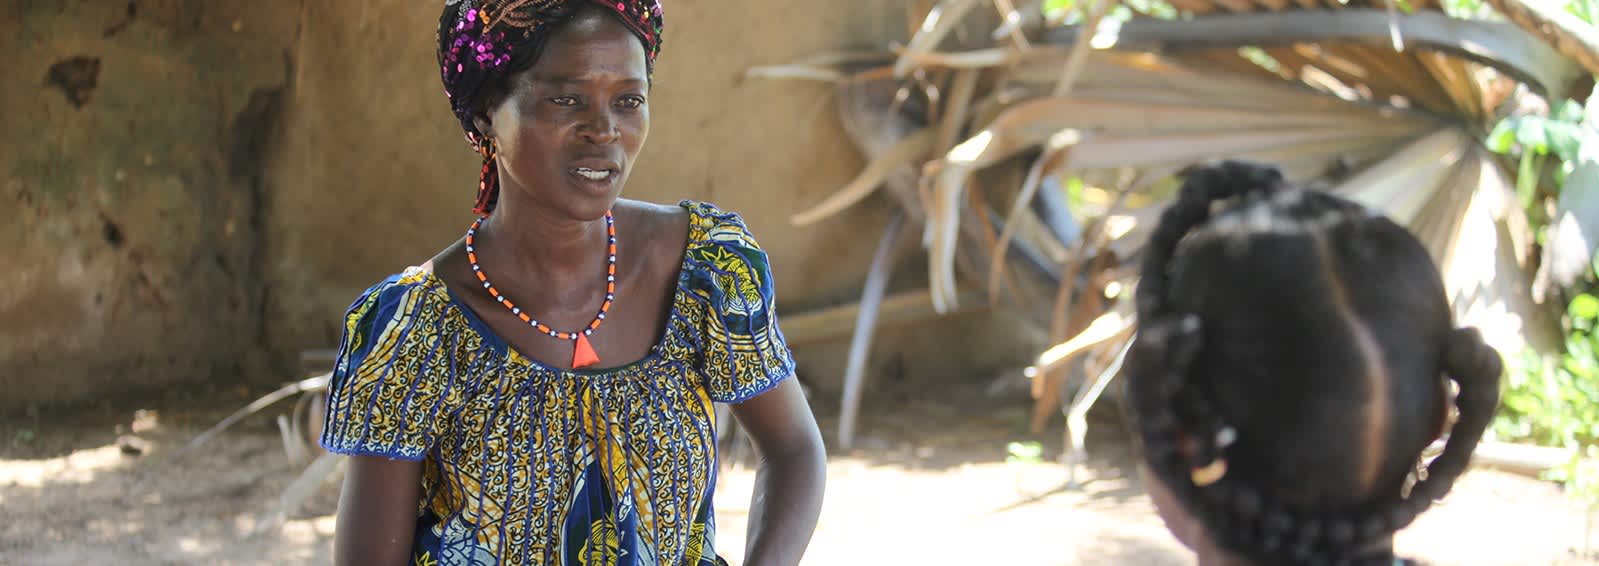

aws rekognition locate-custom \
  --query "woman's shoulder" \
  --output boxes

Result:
[345,265,452,318]
[323,264,484,461]
[673,199,765,250]
[615,198,767,257]
[335,264,473,358]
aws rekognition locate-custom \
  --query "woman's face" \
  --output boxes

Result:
[478,8,649,220]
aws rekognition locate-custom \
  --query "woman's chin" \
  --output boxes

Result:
[562,175,627,211]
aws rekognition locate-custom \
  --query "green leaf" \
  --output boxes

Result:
[1556,99,1587,123]
[1123,0,1180,18]
[1044,0,1077,16]
[1569,0,1599,26]
[1006,440,1044,463]
[1486,118,1517,153]
[1545,121,1584,163]
[1504,395,1538,413]
[1572,294,1599,320]
[1394,0,1416,13]
[1517,151,1541,209]
[1065,176,1087,211]
[1516,116,1549,154]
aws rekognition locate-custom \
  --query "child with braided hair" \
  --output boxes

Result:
[1123,160,1504,565]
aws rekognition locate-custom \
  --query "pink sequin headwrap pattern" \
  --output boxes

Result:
[437,0,663,147]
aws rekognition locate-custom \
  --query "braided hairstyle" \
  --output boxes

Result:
[1125,160,1503,566]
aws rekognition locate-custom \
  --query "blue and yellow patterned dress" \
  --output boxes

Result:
[320,201,795,566]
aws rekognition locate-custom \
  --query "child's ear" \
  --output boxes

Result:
[1431,378,1452,442]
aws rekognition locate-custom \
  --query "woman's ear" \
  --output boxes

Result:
[471,93,502,140]
[472,111,495,141]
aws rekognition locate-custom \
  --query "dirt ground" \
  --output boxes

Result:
[3,380,1596,566]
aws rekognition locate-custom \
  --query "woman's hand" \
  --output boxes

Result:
[729,378,827,566]
[334,455,424,566]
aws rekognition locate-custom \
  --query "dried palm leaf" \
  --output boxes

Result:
[989,131,1081,304]
[1038,10,1581,99]
[896,0,986,78]
[1029,300,1137,376]
[791,127,935,226]
[937,68,984,154]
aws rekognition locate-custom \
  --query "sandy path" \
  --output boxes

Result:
[2,396,1593,565]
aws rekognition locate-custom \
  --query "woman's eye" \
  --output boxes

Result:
[550,96,579,107]
[617,95,646,109]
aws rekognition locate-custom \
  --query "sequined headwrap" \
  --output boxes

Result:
[438,0,664,215]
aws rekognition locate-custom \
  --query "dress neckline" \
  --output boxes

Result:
[410,200,703,377]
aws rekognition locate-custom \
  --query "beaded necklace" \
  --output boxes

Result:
[465,211,617,369]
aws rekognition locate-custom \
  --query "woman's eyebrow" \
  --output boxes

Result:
[529,75,648,88]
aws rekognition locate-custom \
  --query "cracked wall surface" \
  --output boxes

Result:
[2,1,296,407]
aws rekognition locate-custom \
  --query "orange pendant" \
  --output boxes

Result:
[572,334,600,369]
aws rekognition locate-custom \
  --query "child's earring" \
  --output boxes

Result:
[1190,426,1236,487]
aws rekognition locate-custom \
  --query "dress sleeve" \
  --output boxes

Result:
[683,205,797,403]
[319,274,469,460]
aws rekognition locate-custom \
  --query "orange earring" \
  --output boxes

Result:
[473,138,499,216]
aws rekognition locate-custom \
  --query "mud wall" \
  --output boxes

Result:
[1,0,296,408]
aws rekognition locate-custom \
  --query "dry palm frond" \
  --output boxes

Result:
[990,131,1080,304]
[896,0,986,78]
[792,127,935,226]
[741,0,1583,451]
[1480,0,1599,77]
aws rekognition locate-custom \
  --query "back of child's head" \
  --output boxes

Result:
[1125,160,1503,565]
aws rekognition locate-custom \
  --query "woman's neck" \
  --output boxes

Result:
[476,196,612,284]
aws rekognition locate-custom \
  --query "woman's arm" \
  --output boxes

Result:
[334,455,424,566]
[729,378,827,566]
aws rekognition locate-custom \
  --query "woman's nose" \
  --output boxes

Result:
[578,108,619,145]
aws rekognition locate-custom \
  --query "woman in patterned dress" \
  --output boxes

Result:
[319,2,826,564]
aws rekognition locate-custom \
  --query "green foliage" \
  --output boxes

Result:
[1487,100,1590,209]
[1043,0,1180,22]
[1476,0,1599,500]
[1439,0,1495,19]
[1495,290,1599,507]
[1065,176,1087,213]
[1565,0,1599,24]
[1546,447,1599,508]
[1043,0,1075,17]
[1006,440,1045,464]
[1123,0,1181,19]
[1237,46,1284,74]
[1497,295,1599,446]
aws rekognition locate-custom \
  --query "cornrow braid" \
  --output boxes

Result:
[1126,160,1503,566]
[1134,161,1285,321]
